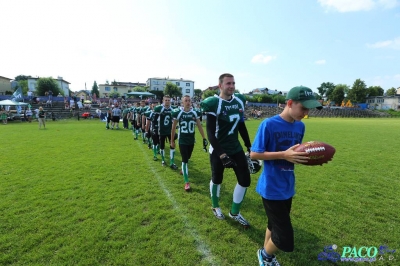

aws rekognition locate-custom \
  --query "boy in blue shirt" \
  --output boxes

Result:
[250,86,322,266]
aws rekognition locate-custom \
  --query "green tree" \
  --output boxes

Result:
[348,79,367,103]
[386,87,397,96]
[16,80,29,95]
[256,94,273,103]
[108,91,120,98]
[150,90,164,102]
[331,84,348,105]
[317,82,335,100]
[272,94,285,105]
[164,82,182,98]
[133,86,147,92]
[91,81,99,98]
[194,89,202,98]
[202,89,218,99]
[367,86,384,97]
[14,75,32,81]
[111,79,118,86]
[36,77,60,96]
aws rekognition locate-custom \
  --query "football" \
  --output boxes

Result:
[294,141,335,166]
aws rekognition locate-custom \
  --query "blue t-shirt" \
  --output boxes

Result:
[252,115,305,200]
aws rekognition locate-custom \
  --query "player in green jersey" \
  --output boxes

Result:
[131,102,141,139]
[200,73,252,228]
[153,95,178,169]
[171,95,208,191]
[137,100,149,143]
[144,103,155,149]
[145,102,160,160]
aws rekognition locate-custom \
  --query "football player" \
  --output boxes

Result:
[201,73,252,227]
[153,95,178,169]
[171,95,208,191]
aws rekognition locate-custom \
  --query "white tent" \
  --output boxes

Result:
[0,99,29,106]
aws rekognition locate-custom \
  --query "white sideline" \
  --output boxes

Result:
[137,143,218,265]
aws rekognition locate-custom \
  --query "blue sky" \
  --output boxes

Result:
[0,0,399,93]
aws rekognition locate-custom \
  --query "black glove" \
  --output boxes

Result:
[202,139,208,152]
[221,155,236,168]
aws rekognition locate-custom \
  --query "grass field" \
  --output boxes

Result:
[0,117,399,266]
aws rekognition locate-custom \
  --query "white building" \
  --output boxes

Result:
[98,82,146,98]
[366,96,400,110]
[28,76,70,96]
[146,77,194,98]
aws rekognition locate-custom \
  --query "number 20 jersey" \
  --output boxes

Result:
[171,108,201,145]
[201,93,246,155]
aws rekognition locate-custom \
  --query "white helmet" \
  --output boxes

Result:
[245,152,262,174]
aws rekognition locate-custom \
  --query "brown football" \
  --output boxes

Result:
[294,141,336,166]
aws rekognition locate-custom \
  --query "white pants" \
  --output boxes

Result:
[38,118,45,128]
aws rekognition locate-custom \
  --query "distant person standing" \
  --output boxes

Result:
[26,108,33,123]
[27,90,33,101]
[0,107,8,124]
[69,97,75,110]
[38,106,46,129]
[48,90,53,101]
[111,104,121,130]
[81,94,85,104]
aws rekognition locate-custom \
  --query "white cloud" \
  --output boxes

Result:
[315,59,327,65]
[367,37,400,49]
[251,54,277,64]
[318,0,375,12]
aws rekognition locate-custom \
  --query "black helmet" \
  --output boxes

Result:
[246,152,262,174]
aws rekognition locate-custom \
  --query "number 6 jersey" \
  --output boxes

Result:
[201,93,246,155]
[153,104,174,136]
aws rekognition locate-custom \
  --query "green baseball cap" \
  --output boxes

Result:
[286,86,322,110]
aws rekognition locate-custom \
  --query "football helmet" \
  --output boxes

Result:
[245,152,262,174]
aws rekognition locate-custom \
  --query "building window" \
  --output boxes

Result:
[105,87,111,91]
[186,89,190,93]
[176,82,180,86]
[153,80,158,85]
[186,83,190,86]
[113,87,118,91]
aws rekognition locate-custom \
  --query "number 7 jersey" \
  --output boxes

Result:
[201,93,246,155]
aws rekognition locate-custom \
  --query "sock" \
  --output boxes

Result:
[261,248,273,259]
[210,181,220,208]
[170,149,175,165]
[135,130,138,138]
[182,162,189,183]
[160,149,165,162]
[142,132,145,139]
[231,183,247,215]
[153,145,157,157]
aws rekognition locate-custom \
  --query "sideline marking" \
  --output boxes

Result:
[137,142,218,265]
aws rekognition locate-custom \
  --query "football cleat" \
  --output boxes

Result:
[229,212,250,228]
[184,182,191,191]
[212,207,225,220]
[170,164,178,170]
[246,152,262,174]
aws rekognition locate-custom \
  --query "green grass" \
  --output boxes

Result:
[0,118,399,265]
